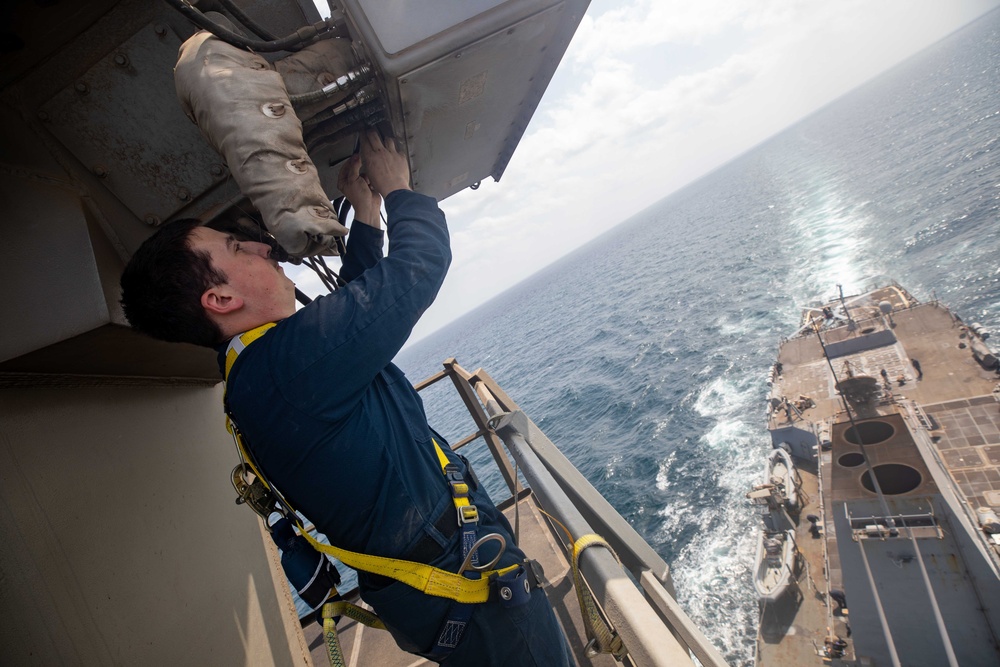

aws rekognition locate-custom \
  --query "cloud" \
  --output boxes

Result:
[303,0,1000,344]
[571,0,765,56]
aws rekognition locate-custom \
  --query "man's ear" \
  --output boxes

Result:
[201,285,243,316]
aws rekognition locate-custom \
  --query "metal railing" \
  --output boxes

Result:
[414,359,729,667]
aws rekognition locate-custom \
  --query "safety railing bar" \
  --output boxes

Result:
[472,367,674,587]
[469,367,522,413]
[412,369,449,391]
[492,409,696,666]
[450,430,487,451]
[447,360,476,381]
[442,359,518,494]
[411,367,485,451]
[639,572,729,667]
[495,487,534,511]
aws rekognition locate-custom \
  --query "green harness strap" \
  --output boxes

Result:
[322,600,385,667]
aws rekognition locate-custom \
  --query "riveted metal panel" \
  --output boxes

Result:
[398,4,565,196]
[339,0,589,199]
[353,0,508,54]
[39,23,226,225]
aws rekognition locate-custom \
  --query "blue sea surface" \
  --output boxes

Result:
[397,10,1000,665]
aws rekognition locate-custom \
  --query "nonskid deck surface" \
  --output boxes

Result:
[302,492,618,667]
[760,288,1000,665]
[755,460,852,666]
[772,297,998,427]
[925,396,1000,511]
[772,296,1000,536]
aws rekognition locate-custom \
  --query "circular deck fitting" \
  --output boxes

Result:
[861,464,922,495]
[838,452,865,467]
[844,420,895,445]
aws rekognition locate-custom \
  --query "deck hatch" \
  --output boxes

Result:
[860,463,922,495]
[838,452,866,467]
[844,419,895,445]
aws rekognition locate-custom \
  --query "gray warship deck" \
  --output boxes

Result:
[758,285,1000,666]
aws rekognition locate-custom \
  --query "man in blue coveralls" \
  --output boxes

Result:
[120,131,573,666]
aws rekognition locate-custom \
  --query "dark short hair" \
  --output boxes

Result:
[120,219,228,347]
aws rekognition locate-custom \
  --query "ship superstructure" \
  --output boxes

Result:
[758,282,1000,665]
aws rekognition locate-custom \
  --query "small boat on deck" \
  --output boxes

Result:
[745,445,799,513]
[766,446,798,511]
[753,517,796,603]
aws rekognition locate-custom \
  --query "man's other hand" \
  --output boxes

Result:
[361,130,411,197]
[338,154,382,228]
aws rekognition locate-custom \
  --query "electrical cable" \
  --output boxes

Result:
[288,66,373,106]
[302,257,338,292]
[294,287,313,306]
[303,97,382,129]
[217,0,276,41]
[163,0,336,52]
[314,255,345,288]
[334,196,352,227]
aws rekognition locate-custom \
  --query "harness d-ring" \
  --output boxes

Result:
[458,533,506,575]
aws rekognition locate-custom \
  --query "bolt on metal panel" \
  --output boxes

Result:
[38,23,224,224]
[339,0,586,200]
[398,4,566,198]
[353,0,509,55]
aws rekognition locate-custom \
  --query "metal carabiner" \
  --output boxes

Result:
[457,533,507,575]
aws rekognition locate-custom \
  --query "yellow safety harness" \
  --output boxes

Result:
[222,324,521,664]
[229,417,518,601]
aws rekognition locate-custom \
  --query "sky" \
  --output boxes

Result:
[298,0,1000,344]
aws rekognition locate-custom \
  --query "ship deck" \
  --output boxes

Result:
[772,299,1000,516]
[759,292,1000,665]
[756,458,852,666]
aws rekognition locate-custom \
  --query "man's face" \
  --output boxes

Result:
[187,226,297,322]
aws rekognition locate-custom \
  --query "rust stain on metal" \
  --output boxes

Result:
[458,71,488,106]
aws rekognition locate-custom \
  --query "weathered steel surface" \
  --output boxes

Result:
[444,358,519,494]
[39,23,224,225]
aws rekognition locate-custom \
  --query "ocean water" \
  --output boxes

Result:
[396,10,1000,665]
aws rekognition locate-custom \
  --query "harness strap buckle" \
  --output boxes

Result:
[457,504,479,525]
[444,467,469,491]
[446,469,470,496]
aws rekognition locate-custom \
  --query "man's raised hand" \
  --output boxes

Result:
[337,154,382,228]
[360,129,411,197]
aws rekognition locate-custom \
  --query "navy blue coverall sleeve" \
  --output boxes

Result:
[339,222,384,283]
[269,190,450,417]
